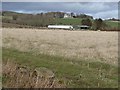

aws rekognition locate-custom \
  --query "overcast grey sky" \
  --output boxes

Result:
[2,2,118,19]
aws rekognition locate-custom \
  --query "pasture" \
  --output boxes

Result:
[2,28,118,88]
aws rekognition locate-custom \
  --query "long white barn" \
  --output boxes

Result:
[48,25,73,30]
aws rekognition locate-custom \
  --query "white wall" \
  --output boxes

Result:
[48,25,73,29]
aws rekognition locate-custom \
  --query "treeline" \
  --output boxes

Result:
[81,18,108,30]
[74,14,93,19]
[108,18,120,21]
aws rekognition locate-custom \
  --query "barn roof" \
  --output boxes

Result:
[79,25,89,27]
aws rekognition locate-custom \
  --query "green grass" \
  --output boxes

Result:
[105,21,120,29]
[54,18,83,25]
[2,48,118,88]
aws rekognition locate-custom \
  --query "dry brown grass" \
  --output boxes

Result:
[2,28,118,66]
[0,28,2,89]
[3,60,65,88]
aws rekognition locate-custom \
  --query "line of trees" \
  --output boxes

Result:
[75,14,93,19]
[81,18,107,30]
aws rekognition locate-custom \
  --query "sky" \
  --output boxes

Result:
[2,2,118,19]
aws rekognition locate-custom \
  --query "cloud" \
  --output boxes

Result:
[93,10,118,19]
[2,0,120,2]
[14,10,47,14]
[2,2,118,19]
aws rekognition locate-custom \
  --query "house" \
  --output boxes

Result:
[64,13,72,18]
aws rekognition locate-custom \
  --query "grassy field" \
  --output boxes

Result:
[54,18,82,25]
[3,28,118,65]
[2,28,118,88]
[105,21,120,29]
[2,48,118,88]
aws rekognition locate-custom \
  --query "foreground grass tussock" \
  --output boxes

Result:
[3,60,65,88]
[2,48,118,88]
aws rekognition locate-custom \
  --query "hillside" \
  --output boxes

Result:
[2,11,120,31]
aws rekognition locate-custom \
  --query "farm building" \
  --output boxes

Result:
[48,25,90,30]
[73,25,90,30]
[48,25,73,30]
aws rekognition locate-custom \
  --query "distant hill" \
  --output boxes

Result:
[2,11,24,16]
[2,11,93,27]
[2,11,93,19]
[2,11,120,31]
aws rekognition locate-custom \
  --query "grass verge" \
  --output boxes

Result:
[2,47,118,88]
